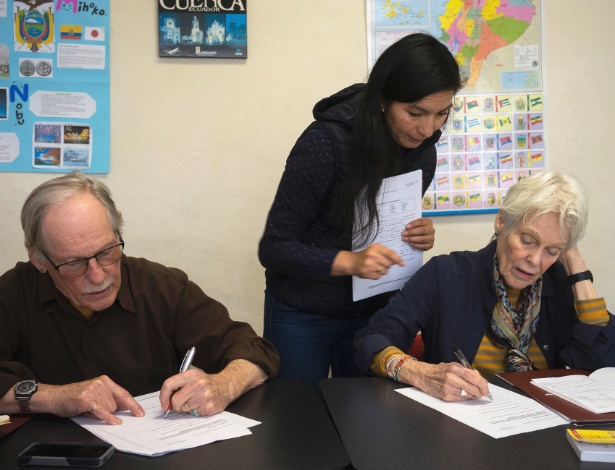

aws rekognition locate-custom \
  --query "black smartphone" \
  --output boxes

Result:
[18,442,114,467]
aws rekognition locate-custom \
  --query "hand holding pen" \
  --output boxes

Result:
[164,346,196,417]
[451,342,493,401]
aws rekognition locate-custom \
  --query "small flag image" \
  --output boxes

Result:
[467,118,480,129]
[469,175,480,185]
[500,136,512,146]
[530,96,542,107]
[530,115,542,125]
[531,153,543,163]
[468,156,480,167]
[60,25,82,40]
[85,26,106,41]
[531,135,543,145]
[500,154,512,165]
[498,98,511,108]
[436,157,448,167]
[437,176,449,187]
[467,100,479,110]
[501,173,513,184]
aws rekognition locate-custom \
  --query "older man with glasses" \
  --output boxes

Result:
[0,172,279,425]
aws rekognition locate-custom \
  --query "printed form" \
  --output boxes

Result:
[352,170,424,301]
[396,383,568,439]
[72,391,259,456]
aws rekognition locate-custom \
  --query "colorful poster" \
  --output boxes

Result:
[0,0,110,173]
[158,0,247,59]
[366,0,545,215]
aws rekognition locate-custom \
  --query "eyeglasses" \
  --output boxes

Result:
[43,236,125,279]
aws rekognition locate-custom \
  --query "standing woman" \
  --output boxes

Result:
[258,33,463,387]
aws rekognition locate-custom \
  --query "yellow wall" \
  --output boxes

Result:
[0,1,613,331]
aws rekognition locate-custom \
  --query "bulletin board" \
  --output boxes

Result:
[0,0,110,173]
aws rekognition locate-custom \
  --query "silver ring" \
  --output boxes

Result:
[460,389,468,397]
[184,402,190,411]
[191,408,200,418]
[89,402,99,413]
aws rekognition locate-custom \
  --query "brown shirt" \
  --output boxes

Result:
[0,256,279,397]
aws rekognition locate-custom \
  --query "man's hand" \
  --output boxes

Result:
[160,359,267,417]
[36,376,144,425]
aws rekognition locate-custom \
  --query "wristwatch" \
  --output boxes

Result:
[567,270,593,286]
[14,380,38,414]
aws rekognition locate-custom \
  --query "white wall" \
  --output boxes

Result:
[0,1,613,332]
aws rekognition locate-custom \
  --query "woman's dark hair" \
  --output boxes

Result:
[331,33,463,246]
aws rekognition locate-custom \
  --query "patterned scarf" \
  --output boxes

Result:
[488,254,543,372]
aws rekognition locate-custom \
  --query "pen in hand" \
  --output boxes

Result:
[164,346,196,418]
[451,342,493,401]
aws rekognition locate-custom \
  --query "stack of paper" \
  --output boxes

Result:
[71,391,260,457]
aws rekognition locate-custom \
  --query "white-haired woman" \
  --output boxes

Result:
[356,172,612,401]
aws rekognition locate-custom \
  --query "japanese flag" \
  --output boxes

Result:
[85,27,105,41]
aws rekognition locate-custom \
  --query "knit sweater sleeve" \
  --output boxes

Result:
[258,128,342,281]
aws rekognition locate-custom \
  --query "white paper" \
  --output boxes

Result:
[29,91,96,119]
[396,383,568,439]
[352,170,423,301]
[71,391,260,456]
[531,368,615,414]
[57,44,106,70]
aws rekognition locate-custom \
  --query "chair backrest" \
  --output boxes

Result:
[408,333,424,361]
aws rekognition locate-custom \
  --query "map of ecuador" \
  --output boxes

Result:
[439,0,537,87]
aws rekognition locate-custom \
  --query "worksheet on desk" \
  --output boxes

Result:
[72,391,260,456]
[396,383,568,439]
[352,170,423,301]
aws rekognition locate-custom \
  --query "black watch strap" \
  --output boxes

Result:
[567,270,593,286]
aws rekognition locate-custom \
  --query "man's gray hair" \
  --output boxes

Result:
[21,171,123,259]
[499,171,588,248]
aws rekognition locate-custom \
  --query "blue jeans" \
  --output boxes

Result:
[264,292,370,389]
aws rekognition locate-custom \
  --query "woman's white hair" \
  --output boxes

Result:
[498,171,588,248]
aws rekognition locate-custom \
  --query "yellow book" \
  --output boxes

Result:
[567,428,615,444]
[566,429,615,463]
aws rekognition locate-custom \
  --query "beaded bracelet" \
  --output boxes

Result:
[392,354,415,382]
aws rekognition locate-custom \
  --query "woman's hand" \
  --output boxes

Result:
[559,244,599,300]
[401,217,435,251]
[331,244,404,279]
[396,359,491,402]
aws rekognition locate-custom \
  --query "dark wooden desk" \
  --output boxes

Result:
[320,377,615,470]
[0,379,349,469]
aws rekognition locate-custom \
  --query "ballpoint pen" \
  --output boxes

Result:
[451,342,494,401]
[164,346,196,418]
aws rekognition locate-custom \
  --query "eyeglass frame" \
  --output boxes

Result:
[42,234,125,279]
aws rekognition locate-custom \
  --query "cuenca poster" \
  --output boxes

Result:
[158,0,247,59]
